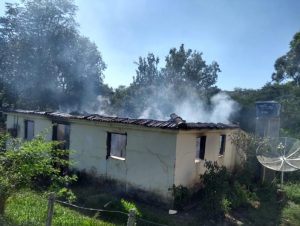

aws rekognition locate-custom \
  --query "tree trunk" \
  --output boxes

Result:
[0,196,7,215]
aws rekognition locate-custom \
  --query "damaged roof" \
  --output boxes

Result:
[3,109,239,130]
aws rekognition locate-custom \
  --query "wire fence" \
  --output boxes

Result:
[46,193,168,226]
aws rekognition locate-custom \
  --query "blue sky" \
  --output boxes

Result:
[1,0,300,90]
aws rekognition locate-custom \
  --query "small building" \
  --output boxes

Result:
[3,110,240,203]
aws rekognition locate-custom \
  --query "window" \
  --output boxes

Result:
[106,132,127,160]
[219,135,226,156]
[8,125,18,138]
[24,120,34,140]
[196,136,206,160]
[52,123,70,149]
[52,123,70,173]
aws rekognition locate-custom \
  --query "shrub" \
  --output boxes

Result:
[230,131,261,187]
[172,185,191,210]
[0,134,77,214]
[200,161,231,217]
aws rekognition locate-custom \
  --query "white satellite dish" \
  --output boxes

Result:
[256,137,300,185]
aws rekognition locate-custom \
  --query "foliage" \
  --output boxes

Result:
[272,31,300,85]
[172,185,191,210]
[163,44,220,91]
[4,190,114,226]
[230,131,261,186]
[199,159,261,219]
[283,183,300,204]
[0,134,77,214]
[110,44,221,118]
[0,0,107,111]
[200,161,231,217]
[230,75,300,139]
[281,202,300,226]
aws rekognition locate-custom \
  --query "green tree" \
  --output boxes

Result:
[272,32,300,85]
[0,0,106,111]
[110,45,221,118]
[0,134,77,214]
[163,44,220,97]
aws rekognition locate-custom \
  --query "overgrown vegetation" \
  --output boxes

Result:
[0,134,77,214]
[3,190,114,226]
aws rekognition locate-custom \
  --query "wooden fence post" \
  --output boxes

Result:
[127,209,136,226]
[46,192,55,226]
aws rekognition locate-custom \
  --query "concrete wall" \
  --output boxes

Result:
[6,113,52,140]
[5,113,177,201]
[174,129,239,187]
[69,121,177,200]
[5,112,239,200]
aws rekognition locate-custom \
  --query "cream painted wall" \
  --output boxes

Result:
[68,121,178,200]
[6,113,52,140]
[174,129,239,187]
[5,112,239,200]
[6,113,177,199]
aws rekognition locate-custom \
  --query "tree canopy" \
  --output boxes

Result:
[272,32,300,85]
[109,44,221,118]
[0,0,106,111]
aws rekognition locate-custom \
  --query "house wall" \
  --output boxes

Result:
[6,113,53,140]
[174,129,238,188]
[5,113,177,201]
[5,112,239,202]
[69,121,177,201]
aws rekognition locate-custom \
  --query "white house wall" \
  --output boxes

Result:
[69,121,177,200]
[6,113,52,140]
[174,129,238,187]
[6,113,177,200]
[5,112,239,201]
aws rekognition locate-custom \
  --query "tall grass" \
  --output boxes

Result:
[4,190,116,226]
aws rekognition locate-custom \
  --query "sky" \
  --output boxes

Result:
[1,0,300,91]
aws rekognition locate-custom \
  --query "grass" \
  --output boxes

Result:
[228,183,300,226]
[4,191,116,226]
[281,183,300,226]
[1,182,300,226]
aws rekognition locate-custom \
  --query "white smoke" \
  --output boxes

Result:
[139,92,238,123]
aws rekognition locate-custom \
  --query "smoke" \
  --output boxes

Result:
[139,91,239,123]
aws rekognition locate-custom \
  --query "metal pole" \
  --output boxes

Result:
[281,170,284,188]
[127,209,136,226]
[46,193,55,226]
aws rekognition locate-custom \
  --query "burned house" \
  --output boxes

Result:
[4,110,240,203]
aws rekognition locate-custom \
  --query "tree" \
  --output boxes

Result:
[272,32,300,85]
[0,134,77,214]
[133,53,161,87]
[163,44,220,97]
[110,44,221,119]
[0,0,106,111]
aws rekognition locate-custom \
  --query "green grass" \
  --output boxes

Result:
[2,183,300,226]
[283,183,300,204]
[4,191,117,226]
[281,201,300,226]
[281,183,300,226]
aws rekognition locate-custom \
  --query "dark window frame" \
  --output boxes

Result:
[24,120,34,140]
[106,132,127,160]
[196,136,207,160]
[219,135,226,156]
[52,122,70,150]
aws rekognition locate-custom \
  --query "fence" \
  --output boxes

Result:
[46,193,168,226]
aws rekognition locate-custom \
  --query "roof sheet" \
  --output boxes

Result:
[3,109,239,130]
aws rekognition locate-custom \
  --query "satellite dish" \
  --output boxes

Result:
[256,137,300,184]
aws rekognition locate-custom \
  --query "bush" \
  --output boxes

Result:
[199,161,259,218]
[172,185,191,210]
[0,133,77,214]
[230,132,263,185]
[283,183,300,204]
[200,161,231,218]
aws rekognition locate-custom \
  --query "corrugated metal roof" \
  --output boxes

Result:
[3,109,239,130]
